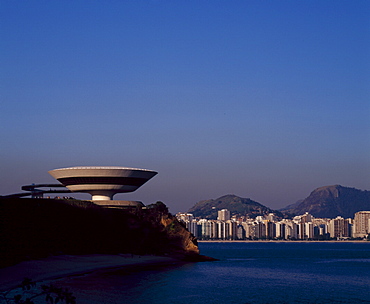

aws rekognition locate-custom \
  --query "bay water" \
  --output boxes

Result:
[54,242,370,303]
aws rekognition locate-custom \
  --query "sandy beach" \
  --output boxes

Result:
[0,254,180,292]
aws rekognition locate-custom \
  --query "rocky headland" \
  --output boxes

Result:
[0,198,213,269]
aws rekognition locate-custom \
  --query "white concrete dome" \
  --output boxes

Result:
[48,166,157,200]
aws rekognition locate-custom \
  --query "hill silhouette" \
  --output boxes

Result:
[188,194,283,219]
[281,185,370,218]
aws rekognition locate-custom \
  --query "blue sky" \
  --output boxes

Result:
[1,1,369,213]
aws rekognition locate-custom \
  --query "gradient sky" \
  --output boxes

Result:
[1,1,369,213]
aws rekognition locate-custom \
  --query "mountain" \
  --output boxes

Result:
[188,194,282,219]
[282,185,370,218]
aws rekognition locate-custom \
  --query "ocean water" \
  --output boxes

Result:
[54,242,370,304]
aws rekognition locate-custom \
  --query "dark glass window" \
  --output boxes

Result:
[58,176,148,187]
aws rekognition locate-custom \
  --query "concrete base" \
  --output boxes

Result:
[90,200,144,208]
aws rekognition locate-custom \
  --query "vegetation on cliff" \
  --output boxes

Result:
[0,198,201,268]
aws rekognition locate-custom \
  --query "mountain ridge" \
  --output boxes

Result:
[283,185,370,218]
[188,194,283,219]
[187,185,370,219]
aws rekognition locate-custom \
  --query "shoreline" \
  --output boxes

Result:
[198,240,369,243]
[0,254,181,292]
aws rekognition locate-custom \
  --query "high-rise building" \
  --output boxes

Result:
[209,221,218,239]
[198,219,210,239]
[266,213,276,222]
[217,221,228,239]
[301,212,313,223]
[254,222,266,239]
[176,213,194,222]
[305,222,314,239]
[217,209,231,221]
[329,216,351,238]
[266,221,276,239]
[187,220,199,238]
[275,222,286,239]
[353,211,370,238]
[227,220,238,240]
[236,224,246,239]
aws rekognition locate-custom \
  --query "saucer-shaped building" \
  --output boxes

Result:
[48,166,157,201]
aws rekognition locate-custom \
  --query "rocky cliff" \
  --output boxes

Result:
[0,198,206,268]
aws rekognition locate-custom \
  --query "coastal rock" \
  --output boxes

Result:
[0,198,205,267]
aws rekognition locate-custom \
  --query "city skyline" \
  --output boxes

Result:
[176,209,370,240]
[1,1,369,213]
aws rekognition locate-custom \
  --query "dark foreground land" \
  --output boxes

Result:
[0,254,181,292]
[0,198,206,269]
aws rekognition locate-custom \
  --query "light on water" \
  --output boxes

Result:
[53,242,370,304]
